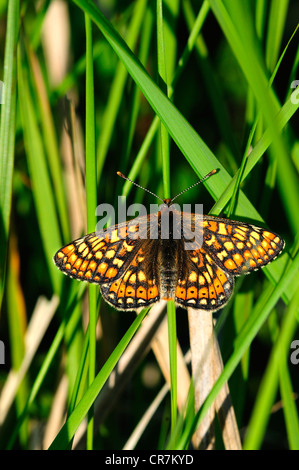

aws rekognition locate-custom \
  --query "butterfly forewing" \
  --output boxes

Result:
[53,217,149,284]
[200,216,285,275]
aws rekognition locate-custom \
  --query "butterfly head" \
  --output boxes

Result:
[163,198,172,206]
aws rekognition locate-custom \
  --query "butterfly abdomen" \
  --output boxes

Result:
[160,239,178,300]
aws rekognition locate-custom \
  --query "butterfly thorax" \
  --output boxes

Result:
[157,207,180,300]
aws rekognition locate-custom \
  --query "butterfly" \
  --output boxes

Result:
[53,171,284,312]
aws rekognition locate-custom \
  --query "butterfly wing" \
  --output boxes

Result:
[100,238,161,310]
[175,213,284,311]
[53,213,161,310]
[53,212,155,284]
[201,216,285,275]
[175,240,234,311]
[53,227,138,285]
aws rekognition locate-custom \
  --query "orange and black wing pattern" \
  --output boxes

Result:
[174,214,284,311]
[53,215,161,310]
[53,210,284,312]
[100,238,160,310]
[54,230,137,285]
[175,243,234,311]
[201,216,285,275]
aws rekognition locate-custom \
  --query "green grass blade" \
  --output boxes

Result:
[156,0,176,432]
[156,0,170,198]
[182,0,240,160]
[96,0,148,180]
[0,0,19,306]
[265,0,289,72]
[211,93,299,217]
[85,12,97,450]
[167,301,177,436]
[17,46,62,294]
[243,288,299,449]
[28,46,70,242]
[49,307,149,449]
[279,359,299,450]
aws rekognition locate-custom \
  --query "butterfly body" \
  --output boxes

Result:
[54,200,284,312]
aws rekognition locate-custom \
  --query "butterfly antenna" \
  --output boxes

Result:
[117,171,165,203]
[171,169,218,202]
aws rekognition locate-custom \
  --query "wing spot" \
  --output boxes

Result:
[106,249,116,259]
[224,259,237,270]
[110,229,120,243]
[205,234,216,246]
[63,244,75,254]
[106,267,118,278]
[217,250,228,261]
[82,247,89,258]
[113,258,124,268]
[188,271,197,283]
[95,251,103,260]
[78,243,87,253]
[138,271,146,282]
[218,223,228,235]
[123,270,132,282]
[97,262,108,275]
[224,242,234,251]
[233,253,244,266]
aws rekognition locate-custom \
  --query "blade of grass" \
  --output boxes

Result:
[17,43,62,294]
[157,0,170,198]
[96,0,148,180]
[211,90,299,219]
[85,12,97,450]
[0,0,19,307]
[279,359,299,450]
[6,238,28,446]
[7,283,85,449]
[49,307,149,449]
[265,0,289,72]
[243,287,299,449]
[28,45,70,242]
[122,5,154,168]
[182,0,240,160]
[166,380,195,450]
[226,22,298,218]
[166,301,177,437]
[255,0,267,40]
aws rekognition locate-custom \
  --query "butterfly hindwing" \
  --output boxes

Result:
[100,239,161,310]
[175,242,234,311]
